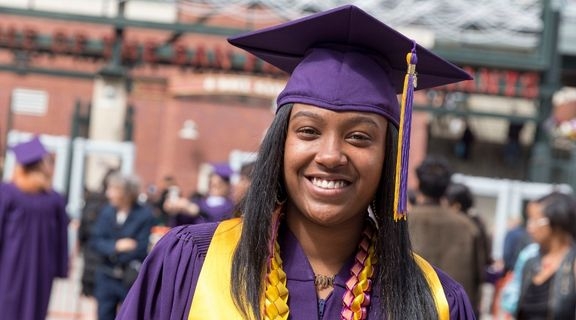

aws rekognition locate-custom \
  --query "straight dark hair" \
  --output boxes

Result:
[231,104,438,319]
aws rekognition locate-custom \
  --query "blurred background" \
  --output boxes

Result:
[0,0,575,319]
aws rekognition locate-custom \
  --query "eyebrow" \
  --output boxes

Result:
[290,111,383,129]
[290,110,324,122]
[346,115,382,129]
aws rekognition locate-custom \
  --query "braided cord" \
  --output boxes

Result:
[263,216,375,320]
[264,212,289,320]
[341,222,376,320]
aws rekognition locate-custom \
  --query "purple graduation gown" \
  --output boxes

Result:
[118,222,476,319]
[0,182,69,320]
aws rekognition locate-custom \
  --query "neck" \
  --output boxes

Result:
[419,196,440,205]
[117,201,133,213]
[12,169,47,193]
[285,212,365,276]
[542,234,573,255]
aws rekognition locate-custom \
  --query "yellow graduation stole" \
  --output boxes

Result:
[188,218,449,320]
[413,254,450,320]
[188,218,245,320]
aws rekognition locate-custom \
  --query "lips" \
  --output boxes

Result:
[310,177,350,189]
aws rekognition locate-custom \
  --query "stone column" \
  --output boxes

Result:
[85,75,128,191]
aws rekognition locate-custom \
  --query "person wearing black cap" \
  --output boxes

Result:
[0,136,69,320]
[118,5,475,319]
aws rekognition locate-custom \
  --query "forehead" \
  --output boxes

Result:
[527,202,544,217]
[107,182,125,191]
[289,103,388,127]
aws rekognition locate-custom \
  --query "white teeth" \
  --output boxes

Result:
[312,177,346,189]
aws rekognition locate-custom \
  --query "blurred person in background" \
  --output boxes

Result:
[502,201,533,275]
[499,241,539,319]
[504,118,524,167]
[78,167,118,297]
[90,172,156,320]
[409,156,486,316]
[152,175,178,226]
[232,161,255,216]
[455,120,475,161]
[445,182,493,268]
[493,201,533,317]
[445,182,494,315]
[0,136,69,320]
[164,163,235,226]
[512,192,576,320]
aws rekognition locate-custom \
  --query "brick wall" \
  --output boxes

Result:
[0,72,93,143]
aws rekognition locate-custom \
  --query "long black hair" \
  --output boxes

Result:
[231,104,438,319]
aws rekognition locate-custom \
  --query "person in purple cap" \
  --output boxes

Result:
[164,163,235,226]
[0,136,69,320]
[118,5,476,319]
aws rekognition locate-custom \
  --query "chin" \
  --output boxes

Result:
[306,208,359,226]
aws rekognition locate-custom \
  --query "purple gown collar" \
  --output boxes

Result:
[279,224,355,287]
[278,223,380,319]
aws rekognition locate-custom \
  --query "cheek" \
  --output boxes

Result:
[283,152,296,188]
[363,164,383,197]
[284,136,308,158]
[363,149,385,181]
[106,189,121,201]
[364,150,386,198]
[283,137,304,175]
[528,226,547,241]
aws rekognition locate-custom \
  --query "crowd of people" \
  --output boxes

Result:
[1,5,576,320]
[0,136,254,320]
[406,156,576,320]
[76,161,254,320]
[4,134,576,320]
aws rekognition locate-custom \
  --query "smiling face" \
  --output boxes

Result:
[283,103,388,227]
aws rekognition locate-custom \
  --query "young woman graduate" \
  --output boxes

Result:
[0,136,69,320]
[117,5,476,319]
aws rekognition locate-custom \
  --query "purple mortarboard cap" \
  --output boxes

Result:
[11,136,48,165]
[228,5,471,220]
[212,163,233,180]
[228,4,471,127]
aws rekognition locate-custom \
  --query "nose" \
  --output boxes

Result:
[314,136,348,169]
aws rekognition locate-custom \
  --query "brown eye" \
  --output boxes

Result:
[347,132,372,146]
[296,127,319,139]
[349,133,370,141]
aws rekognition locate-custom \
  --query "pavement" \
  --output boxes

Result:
[47,252,96,320]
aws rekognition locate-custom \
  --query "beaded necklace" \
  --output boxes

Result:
[264,219,376,320]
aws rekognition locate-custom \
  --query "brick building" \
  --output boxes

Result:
[2,1,574,218]
[0,1,433,206]
[0,2,281,201]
